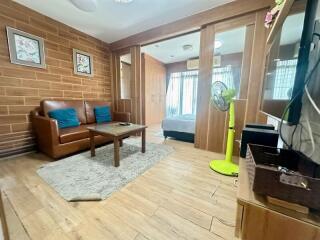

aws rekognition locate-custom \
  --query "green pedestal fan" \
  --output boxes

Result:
[209,81,239,177]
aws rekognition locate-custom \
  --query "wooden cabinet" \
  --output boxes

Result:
[142,53,166,125]
[236,159,320,240]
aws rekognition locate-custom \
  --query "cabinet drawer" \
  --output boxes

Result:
[240,204,320,240]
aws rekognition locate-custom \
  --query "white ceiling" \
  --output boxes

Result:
[142,32,201,64]
[14,0,234,43]
[142,27,247,64]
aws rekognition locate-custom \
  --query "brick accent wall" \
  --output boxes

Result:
[0,0,112,157]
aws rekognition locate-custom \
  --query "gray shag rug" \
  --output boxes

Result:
[37,138,174,201]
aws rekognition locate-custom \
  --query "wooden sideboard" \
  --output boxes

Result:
[236,159,320,240]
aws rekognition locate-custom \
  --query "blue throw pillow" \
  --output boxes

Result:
[48,108,80,129]
[94,106,112,123]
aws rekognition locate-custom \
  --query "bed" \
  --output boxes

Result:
[161,114,196,143]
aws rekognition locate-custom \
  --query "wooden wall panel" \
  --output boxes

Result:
[245,11,269,124]
[194,26,215,149]
[130,46,142,125]
[0,0,112,158]
[207,107,227,153]
[239,25,254,99]
[142,54,166,125]
[141,52,146,125]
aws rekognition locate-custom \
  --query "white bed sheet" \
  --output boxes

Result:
[161,114,196,134]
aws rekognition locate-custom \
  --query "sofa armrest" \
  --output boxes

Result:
[32,115,60,152]
[113,112,131,122]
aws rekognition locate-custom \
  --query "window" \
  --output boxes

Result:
[166,70,198,117]
[212,65,241,98]
[272,59,298,99]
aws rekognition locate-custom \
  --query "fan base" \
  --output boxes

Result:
[209,160,239,177]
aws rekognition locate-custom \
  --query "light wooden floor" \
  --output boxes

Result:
[0,125,238,240]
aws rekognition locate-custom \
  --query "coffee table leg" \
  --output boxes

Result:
[114,138,120,167]
[119,139,123,147]
[90,131,95,157]
[142,129,146,153]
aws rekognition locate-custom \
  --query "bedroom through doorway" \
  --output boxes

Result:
[141,31,201,142]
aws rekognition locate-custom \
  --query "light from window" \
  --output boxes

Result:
[166,71,198,117]
[212,65,239,98]
[273,59,298,100]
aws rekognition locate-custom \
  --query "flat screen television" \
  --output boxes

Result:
[261,0,319,125]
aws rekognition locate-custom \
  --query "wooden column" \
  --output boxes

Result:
[244,10,269,124]
[194,25,215,149]
[130,46,142,125]
[239,24,255,99]
[111,52,122,112]
[112,46,142,125]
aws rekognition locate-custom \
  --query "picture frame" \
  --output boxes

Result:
[6,26,46,69]
[73,49,94,77]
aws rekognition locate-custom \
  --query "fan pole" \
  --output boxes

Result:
[209,100,239,176]
[225,101,235,163]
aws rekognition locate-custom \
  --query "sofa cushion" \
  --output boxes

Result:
[59,124,92,144]
[95,106,112,123]
[41,100,87,124]
[85,100,112,124]
[48,108,80,129]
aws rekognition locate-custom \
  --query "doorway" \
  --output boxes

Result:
[141,31,201,137]
[195,12,269,155]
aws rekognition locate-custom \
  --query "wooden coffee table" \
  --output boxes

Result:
[87,123,147,167]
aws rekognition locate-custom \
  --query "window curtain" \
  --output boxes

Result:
[166,70,198,117]
[212,65,236,94]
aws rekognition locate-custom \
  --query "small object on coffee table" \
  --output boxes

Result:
[119,122,130,126]
[88,123,147,167]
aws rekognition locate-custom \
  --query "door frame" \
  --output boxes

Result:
[195,11,269,155]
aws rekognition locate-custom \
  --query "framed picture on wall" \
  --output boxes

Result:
[73,49,94,77]
[6,26,46,69]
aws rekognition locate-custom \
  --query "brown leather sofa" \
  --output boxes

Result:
[31,100,130,159]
